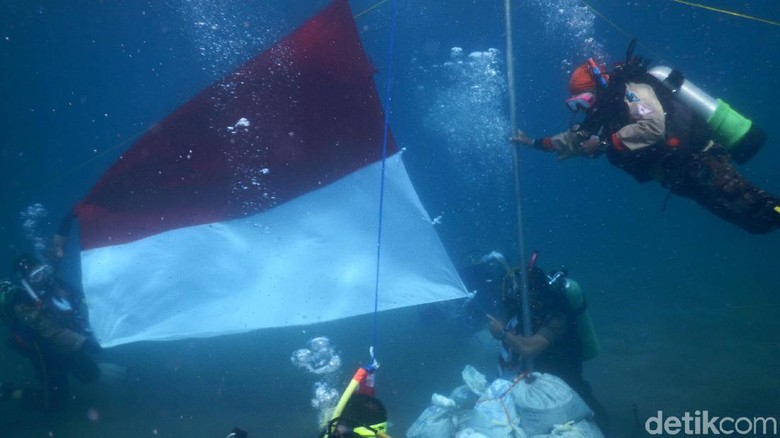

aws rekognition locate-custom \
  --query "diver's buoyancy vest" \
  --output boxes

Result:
[638,71,712,151]
[591,67,714,182]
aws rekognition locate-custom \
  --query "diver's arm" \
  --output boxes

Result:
[500,312,568,360]
[488,313,553,360]
[502,332,551,360]
[546,130,596,159]
[512,129,597,160]
[52,210,76,260]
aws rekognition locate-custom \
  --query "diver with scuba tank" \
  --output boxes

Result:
[511,40,780,234]
[0,253,102,411]
[483,251,609,434]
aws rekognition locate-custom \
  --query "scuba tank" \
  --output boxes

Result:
[548,271,600,361]
[561,278,600,361]
[648,65,766,164]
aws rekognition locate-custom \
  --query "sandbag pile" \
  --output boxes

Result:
[407,366,603,438]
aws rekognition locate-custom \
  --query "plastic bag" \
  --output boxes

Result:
[455,428,492,438]
[462,365,488,395]
[465,378,526,437]
[406,402,456,438]
[510,373,593,436]
[449,384,479,408]
[529,418,604,438]
[406,366,603,438]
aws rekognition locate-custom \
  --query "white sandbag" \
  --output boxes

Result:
[406,366,601,438]
[406,404,456,438]
[449,384,480,407]
[406,367,487,438]
[455,428,491,438]
[530,418,605,438]
[465,378,526,438]
[462,365,488,395]
[510,373,593,436]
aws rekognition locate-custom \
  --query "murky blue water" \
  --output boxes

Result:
[1,1,779,436]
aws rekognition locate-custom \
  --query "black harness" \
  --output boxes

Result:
[583,64,713,182]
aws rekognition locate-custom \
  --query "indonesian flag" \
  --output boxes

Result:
[75,0,466,347]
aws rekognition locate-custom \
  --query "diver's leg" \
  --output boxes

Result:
[668,145,780,233]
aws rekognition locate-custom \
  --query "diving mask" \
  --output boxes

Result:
[565,92,596,112]
[27,263,54,286]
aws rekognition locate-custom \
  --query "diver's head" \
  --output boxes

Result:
[13,254,54,288]
[323,394,388,437]
[526,266,549,293]
[565,61,602,113]
[501,265,551,313]
[569,63,598,95]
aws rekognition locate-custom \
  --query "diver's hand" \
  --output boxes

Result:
[81,336,103,355]
[553,135,602,160]
[52,234,67,260]
[510,130,534,146]
[579,135,605,157]
[486,314,506,339]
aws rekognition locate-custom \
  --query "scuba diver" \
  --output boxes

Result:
[319,393,389,438]
[456,251,509,333]
[0,254,101,411]
[511,41,780,234]
[317,363,390,438]
[485,251,609,433]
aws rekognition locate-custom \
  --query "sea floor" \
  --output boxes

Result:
[1,303,778,437]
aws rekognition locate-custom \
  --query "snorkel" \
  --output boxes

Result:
[587,58,609,90]
[19,278,42,304]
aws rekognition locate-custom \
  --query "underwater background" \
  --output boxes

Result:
[1,0,779,436]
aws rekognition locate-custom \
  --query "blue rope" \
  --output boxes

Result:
[371,0,397,366]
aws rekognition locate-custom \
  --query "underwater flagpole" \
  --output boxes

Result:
[503,0,533,357]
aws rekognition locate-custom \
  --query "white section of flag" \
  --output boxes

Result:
[81,154,467,347]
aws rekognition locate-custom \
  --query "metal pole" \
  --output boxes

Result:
[504,0,533,355]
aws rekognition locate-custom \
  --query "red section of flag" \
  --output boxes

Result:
[76,0,395,250]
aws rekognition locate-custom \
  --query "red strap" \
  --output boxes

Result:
[358,370,376,396]
[611,133,626,151]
